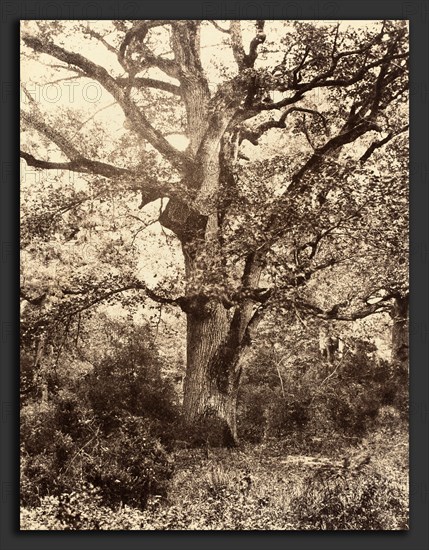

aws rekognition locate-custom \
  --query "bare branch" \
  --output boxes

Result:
[208,21,230,34]
[297,205,367,260]
[20,149,130,179]
[240,107,327,145]
[118,20,178,77]
[59,280,187,319]
[117,76,181,95]
[229,20,266,71]
[246,20,266,68]
[84,26,118,55]
[288,117,381,193]
[255,43,408,113]
[229,21,246,71]
[20,151,83,172]
[21,110,82,160]
[295,295,394,321]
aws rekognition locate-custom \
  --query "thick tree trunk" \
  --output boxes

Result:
[391,294,409,373]
[183,302,241,446]
[157,29,259,445]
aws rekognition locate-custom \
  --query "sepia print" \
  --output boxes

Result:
[20,20,409,530]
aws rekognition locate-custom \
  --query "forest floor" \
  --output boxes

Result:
[21,426,409,530]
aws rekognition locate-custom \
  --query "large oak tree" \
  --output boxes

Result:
[20,20,409,444]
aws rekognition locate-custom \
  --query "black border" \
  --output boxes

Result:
[1,1,428,549]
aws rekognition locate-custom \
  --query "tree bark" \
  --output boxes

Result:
[174,72,248,445]
[157,22,268,445]
[181,251,265,445]
[183,302,242,445]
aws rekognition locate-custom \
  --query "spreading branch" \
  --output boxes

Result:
[288,117,381,193]
[22,34,192,173]
[118,20,178,77]
[240,107,327,145]
[20,150,130,179]
[117,76,181,96]
[294,294,395,321]
[208,21,230,34]
[360,124,408,163]
[250,32,408,113]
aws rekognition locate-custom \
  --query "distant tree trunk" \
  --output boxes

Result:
[319,324,339,364]
[33,334,49,405]
[391,294,409,373]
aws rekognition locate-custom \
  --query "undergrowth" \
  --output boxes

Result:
[21,422,408,531]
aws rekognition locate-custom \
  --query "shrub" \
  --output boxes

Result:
[237,387,270,443]
[188,410,237,448]
[269,398,310,439]
[85,416,174,510]
[238,336,408,451]
[21,411,174,511]
[21,402,58,456]
[20,318,178,511]
[204,463,236,499]
[20,394,96,506]
[21,447,57,507]
[291,462,408,530]
[21,483,109,530]
[54,482,105,530]
[85,324,178,443]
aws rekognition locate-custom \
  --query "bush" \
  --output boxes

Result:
[20,394,96,506]
[20,318,178,511]
[291,462,408,530]
[85,416,174,509]
[85,323,178,444]
[21,447,57,508]
[237,386,270,443]
[21,483,109,530]
[187,410,237,448]
[269,398,310,439]
[21,400,77,506]
[238,337,408,452]
[21,398,175,508]
[21,441,408,531]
